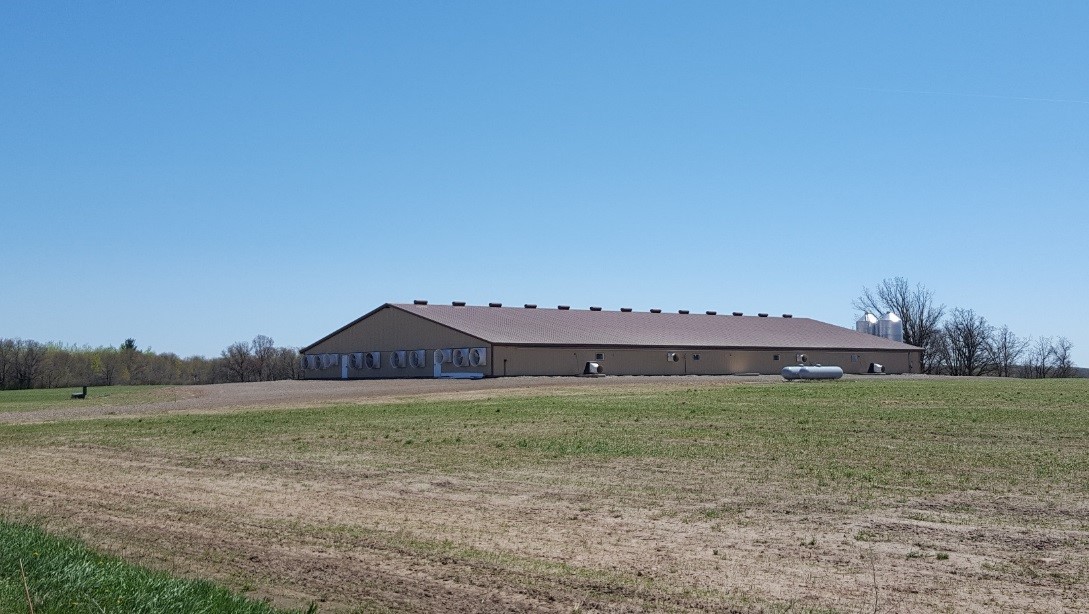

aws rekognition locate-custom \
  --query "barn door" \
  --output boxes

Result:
[341,354,349,379]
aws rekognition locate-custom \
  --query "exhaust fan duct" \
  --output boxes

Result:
[365,351,382,369]
[453,348,470,367]
[390,350,407,368]
[433,349,452,364]
[410,349,426,368]
[469,347,487,367]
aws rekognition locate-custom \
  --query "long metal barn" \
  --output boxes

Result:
[299,302,921,379]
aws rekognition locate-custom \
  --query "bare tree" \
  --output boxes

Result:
[222,341,253,382]
[0,338,13,389]
[119,338,146,384]
[11,339,46,389]
[92,348,120,386]
[251,335,276,381]
[941,308,993,376]
[854,277,945,373]
[1022,337,1054,379]
[1051,337,1076,378]
[927,329,952,375]
[270,347,301,380]
[990,325,1028,377]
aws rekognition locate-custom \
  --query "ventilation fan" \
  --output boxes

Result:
[410,349,426,368]
[453,348,470,367]
[390,350,407,368]
[365,351,381,369]
[469,347,487,367]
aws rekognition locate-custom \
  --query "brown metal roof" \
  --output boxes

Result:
[380,303,919,351]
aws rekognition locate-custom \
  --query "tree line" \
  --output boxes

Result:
[0,336,301,390]
[855,277,1078,377]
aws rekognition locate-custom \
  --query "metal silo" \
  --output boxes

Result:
[856,313,878,336]
[878,312,903,343]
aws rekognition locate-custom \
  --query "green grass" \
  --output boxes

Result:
[4,378,1087,501]
[2,377,1087,611]
[0,386,175,414]
[0,520,302,614]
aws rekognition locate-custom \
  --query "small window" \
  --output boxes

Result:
[692,354,701,361]
[595,353,605,360]
[773,354,780,361]
[851,354,859,363]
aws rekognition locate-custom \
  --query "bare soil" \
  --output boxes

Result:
[0,375,792,425]
[2,376,1085,613]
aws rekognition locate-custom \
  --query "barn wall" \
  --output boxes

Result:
[492,346,917,376]
[303,306,491,379]
[725,349,913,374]
[302,305,921,378]
[492,347,719,376]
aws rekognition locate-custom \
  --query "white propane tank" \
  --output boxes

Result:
[782,365,844,380]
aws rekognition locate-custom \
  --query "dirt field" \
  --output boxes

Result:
[2,377,1087,612]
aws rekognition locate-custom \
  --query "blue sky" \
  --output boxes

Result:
[2,2,1086,365]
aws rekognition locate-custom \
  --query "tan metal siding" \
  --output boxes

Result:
[726,350,913,374]
[494,347,703,376]
[304,306,490,379]
[492,346,917,376]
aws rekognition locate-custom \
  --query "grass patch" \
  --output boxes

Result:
[2,377,1087,611]
[0,386,177,414]
[4,378,1086,502]
[0,520,300,613]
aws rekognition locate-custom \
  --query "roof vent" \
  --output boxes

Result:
[557,305,570,310]
[413,299,428,305]
[489,302,502,308]
[452,301,466,307]
[732,311,743,316]
[705,310,717,315]
[524,303,537,309]
[590,306,602,311]
[678,309,690,314]
[650,308,662,314]
[782,313,793,318]
[620,307,633,312]
[758,313,769,317]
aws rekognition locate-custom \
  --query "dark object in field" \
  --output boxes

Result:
[71,386,88,399]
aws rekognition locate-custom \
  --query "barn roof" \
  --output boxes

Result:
[301,303,919,352]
